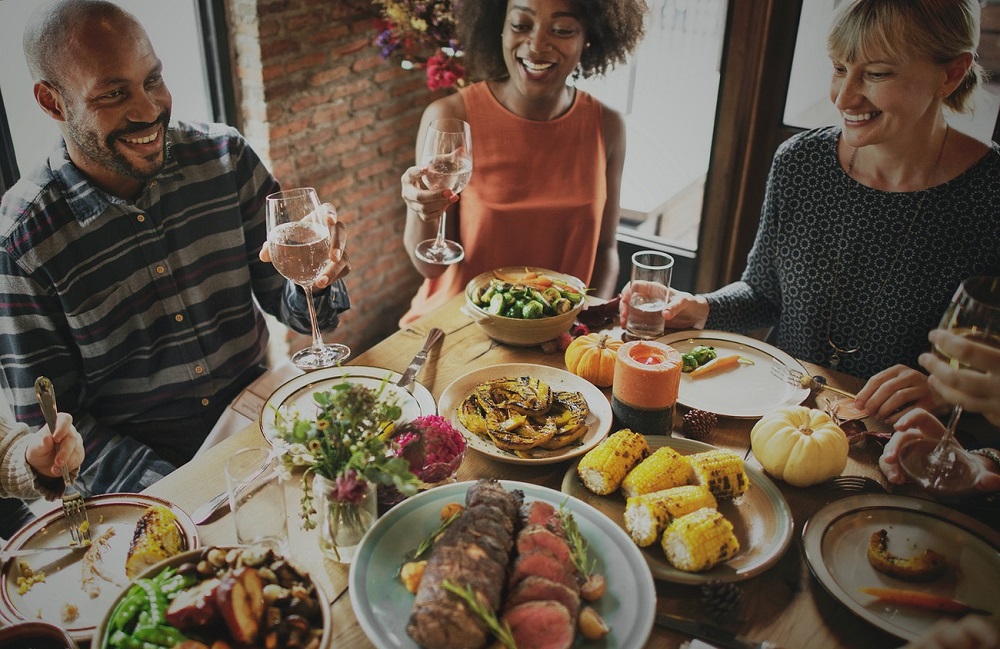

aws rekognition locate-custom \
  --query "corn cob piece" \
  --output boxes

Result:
[689,449,749,499]
[125,505,182,579]
[576,429,650,495]
[624,485,717,547]
[621,446,693,498]
[661,507,740,572]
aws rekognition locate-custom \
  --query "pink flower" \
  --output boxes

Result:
[425,49,465,91]
[333,469,370,504]
[394,415,467,482]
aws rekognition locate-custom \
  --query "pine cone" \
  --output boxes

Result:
[682,409,718,440]
[700,579,744,622]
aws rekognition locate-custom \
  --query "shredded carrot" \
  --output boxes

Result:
[689,354,742,378]
[860,587,979,615]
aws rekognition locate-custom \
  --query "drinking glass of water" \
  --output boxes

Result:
[625,251,674,341]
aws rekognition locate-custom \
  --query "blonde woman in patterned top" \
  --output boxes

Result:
[621,0,1000,425]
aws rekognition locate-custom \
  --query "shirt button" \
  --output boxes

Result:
[201,398,210,407]
[174,314,183,322]
[137,214,145,223]
[155,265,165,274]
[194,366,204,375]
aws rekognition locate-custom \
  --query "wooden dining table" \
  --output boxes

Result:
[144,293,999,649]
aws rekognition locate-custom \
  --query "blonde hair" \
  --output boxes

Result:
[827,0,984,113]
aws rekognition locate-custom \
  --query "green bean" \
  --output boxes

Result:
[133,624,187,646]
[110,586,145,631]
[136,578,166,626]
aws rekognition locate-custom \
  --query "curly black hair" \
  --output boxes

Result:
[455,0,648,82]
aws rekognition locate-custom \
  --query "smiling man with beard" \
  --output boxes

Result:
[0,0,352,501]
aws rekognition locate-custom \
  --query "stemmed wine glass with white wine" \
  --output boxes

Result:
[414,118,472,265]
[266,187,350,370]
[897,276,1000,495]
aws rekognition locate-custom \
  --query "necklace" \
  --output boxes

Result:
[826,125,949,368]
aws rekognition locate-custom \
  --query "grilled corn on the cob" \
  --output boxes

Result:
[624,485,717,546]
[125,505,183,579]
[689,449,749,499]
[661,507,740,572]
[620,446,693,498]
[577,429,650,495]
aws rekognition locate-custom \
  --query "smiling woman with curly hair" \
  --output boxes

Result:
[399,0,649,327]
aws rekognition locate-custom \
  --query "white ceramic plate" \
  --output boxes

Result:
[660,330,810,418]
[438,363,612,465]
[349,480,655,649]
[562,436,793,584]
[802,495,1000,642]
[259,365,437,443]
[0,494,198,642]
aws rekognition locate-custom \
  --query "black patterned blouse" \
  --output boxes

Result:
[705,126,1000,380]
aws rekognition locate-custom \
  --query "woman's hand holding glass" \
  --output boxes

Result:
[618,285,710,331]
[920,328,1000,427]
[880,408,1000,493]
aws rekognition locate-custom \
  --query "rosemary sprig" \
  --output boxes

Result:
[396,510,461,577]
[559,500,596,577]
[441,580,517,649]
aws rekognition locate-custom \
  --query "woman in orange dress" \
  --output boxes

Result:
[400,0,647,326]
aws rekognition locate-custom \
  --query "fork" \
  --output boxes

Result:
[770,362,857,400]
[34,377,92,546]
[823,475,889,494]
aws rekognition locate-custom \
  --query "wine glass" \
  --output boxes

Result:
[898,276,1000,494]
[266,187,351,370]
[414,118,472,265]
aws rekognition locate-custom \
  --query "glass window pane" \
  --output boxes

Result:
[577,0,728,251]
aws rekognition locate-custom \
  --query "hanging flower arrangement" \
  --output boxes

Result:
[371,1,466,91]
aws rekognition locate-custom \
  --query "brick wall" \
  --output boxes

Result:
[226,0,433,356]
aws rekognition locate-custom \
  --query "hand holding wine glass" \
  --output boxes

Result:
[897,276,1000,495]
[265,187,350,370]
[414,118,472,265]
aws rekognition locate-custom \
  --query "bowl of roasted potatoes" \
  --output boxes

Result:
[92,545,329,649]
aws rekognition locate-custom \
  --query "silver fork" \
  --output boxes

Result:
[34,377,92,546]
[823,475,889,494]
[770,361,857,400]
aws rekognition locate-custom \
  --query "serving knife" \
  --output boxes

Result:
[396,328,444,389]
[655,614,783,649]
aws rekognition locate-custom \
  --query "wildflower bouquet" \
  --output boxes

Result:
[269,380,419,529]
[371,0,466,91]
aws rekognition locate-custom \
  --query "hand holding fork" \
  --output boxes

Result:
[34,377,91,546]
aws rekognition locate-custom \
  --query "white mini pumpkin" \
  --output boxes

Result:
[750,406,849,487]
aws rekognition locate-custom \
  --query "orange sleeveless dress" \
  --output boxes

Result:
[400,82,608,327]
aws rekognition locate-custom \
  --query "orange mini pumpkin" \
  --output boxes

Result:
[564,333,622,387]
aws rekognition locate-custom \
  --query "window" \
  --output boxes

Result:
[0,0,233,194]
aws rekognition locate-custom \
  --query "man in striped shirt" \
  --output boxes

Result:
[0,0,351,496]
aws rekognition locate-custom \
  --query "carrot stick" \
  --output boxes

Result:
[859,587,985,615]
[689,354,742,378]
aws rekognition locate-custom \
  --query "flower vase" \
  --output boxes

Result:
[312,475,377,563]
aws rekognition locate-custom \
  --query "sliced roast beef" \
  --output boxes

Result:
[504,575,581,619]
[524,499,561,529]
[407,480,520,649]
[502,601,575,649]
[515,525,573,566]
[508,547,578,591]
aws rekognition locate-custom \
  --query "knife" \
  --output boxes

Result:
[191,490,230,525]
[396,328,444,389]
[655,614,783,649]
[1,543,90,561]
